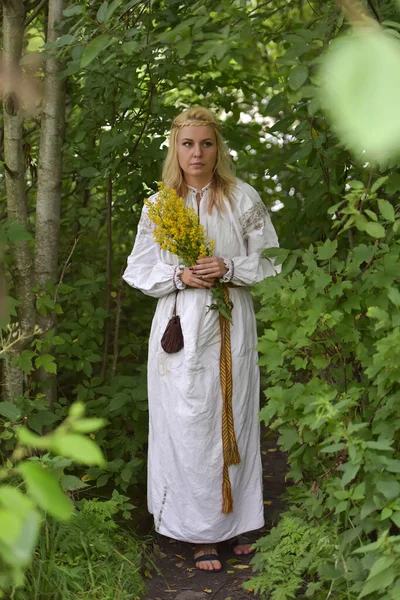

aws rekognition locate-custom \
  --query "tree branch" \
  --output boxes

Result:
[25,0,48,28]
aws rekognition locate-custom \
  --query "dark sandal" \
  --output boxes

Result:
[229,535,255,555]
[194,552,223,573]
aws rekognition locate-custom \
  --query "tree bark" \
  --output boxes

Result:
[101,177,113,379]
[3,0,35,398]
[34,0,67,403]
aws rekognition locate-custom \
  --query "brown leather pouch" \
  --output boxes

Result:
[161,291,184,353]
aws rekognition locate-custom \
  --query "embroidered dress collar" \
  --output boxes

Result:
[187,181,212,198]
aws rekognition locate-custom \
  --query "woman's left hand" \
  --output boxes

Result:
[191,256,228,279]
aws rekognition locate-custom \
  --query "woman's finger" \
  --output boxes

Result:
[192,262,218,272]
[196,257,214,265]
[192,267,217,276]
[190,275,213,288]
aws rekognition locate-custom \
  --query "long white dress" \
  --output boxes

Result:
[123,179,280,543]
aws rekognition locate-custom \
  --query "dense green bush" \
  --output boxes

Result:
[249,187,400,598]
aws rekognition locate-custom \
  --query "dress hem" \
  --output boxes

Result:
[153,517,265,545]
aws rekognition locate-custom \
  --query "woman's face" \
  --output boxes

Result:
[176,125,217,184]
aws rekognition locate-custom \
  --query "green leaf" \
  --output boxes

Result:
[359,567,395,598]
[364,209,378,222]
[18,349,36,374]
[71,418,107,433]
[121,466,132,482]
[382,20,400,31]
[365,439,393,450]
[289,65,308,90]
[0,486,34,515]
[8,223,32,242]
[1,508,41,567]
[278,427,299,451]
[108,392,130,412]
[18,462,74,520]
[35,354,57,374]
[51,434,106,467]
[176,38,193,58]
[367,556,396,581]
[365,221,385,238]
[17,427,49,449]
[63,5,84,17]
[378,199,395,222]
[54,34,75,47]
[319,28,400,162]
[122,41,138,55]
[103,0,121,23]
[266,93,283,115]
[320,442,346,453]
[390,511,400,528]
[61,475,88,491]
[262,247,290,265]
[96,1,108,23]
[81,35,113,68]
[79,167,100,178]
[0,510,22,544]
[376,477,400,499]
[341,462,360,487]
[0,401,21,422]
[371,176,388,193]
[96,473,110,488]
[388,287,400,307]
[317,239,338,260]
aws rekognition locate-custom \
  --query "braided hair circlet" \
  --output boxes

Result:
[172,118,220,130]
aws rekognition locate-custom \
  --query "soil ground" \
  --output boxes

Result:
[142,429,288,600]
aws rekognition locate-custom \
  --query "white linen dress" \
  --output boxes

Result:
[123,179,280,543]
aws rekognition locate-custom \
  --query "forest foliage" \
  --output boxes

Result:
[1,0,400,598]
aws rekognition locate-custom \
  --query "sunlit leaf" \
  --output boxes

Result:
[319,28,400,163]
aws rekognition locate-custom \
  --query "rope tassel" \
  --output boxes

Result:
[219,284,240,514]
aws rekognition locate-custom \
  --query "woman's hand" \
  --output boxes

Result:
[180,267,214,289]
[191,257,228,279]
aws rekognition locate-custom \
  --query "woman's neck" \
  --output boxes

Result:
[184,175,213,190]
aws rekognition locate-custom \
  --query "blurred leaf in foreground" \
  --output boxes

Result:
[318,27,400,164]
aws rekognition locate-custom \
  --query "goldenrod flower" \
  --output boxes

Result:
[145,183,214,266]
[145,183,232,321]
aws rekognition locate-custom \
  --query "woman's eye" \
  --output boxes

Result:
[203,142,213,148]
[183,142,192,147]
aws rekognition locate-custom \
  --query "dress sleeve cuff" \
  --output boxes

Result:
[173,265,186,290]
[219,258,234,283]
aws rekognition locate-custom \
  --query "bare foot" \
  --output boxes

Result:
[194,544,222,571]
[233,542,253,555]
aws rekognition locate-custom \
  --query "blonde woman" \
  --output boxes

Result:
[123,107,280,572]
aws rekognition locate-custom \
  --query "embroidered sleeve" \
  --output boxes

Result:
[219,258,234,283]
[239,199,269,234]
[173,265,186,290]
[138,211,156,236]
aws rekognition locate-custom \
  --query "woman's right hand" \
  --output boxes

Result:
[180,267,215,289]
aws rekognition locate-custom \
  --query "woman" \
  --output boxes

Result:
[123,107,280,572]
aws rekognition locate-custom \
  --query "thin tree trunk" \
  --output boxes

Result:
[34,0,67,404]
[111,260,126,379]
[101,177,113,379]
[3,0,35,399]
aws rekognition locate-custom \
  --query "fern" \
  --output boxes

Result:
[244,516,337,600]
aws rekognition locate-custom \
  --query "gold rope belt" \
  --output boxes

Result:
[219,284,241,514]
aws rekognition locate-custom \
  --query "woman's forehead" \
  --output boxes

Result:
[177,124,216,141]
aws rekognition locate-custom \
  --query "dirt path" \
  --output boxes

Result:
[143,430,287,600]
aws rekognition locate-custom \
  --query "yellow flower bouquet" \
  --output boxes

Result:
[145,183,233,321]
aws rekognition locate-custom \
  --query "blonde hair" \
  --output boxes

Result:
[162,107,236,213]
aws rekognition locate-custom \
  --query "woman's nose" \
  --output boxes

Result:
[193,144,203,157]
